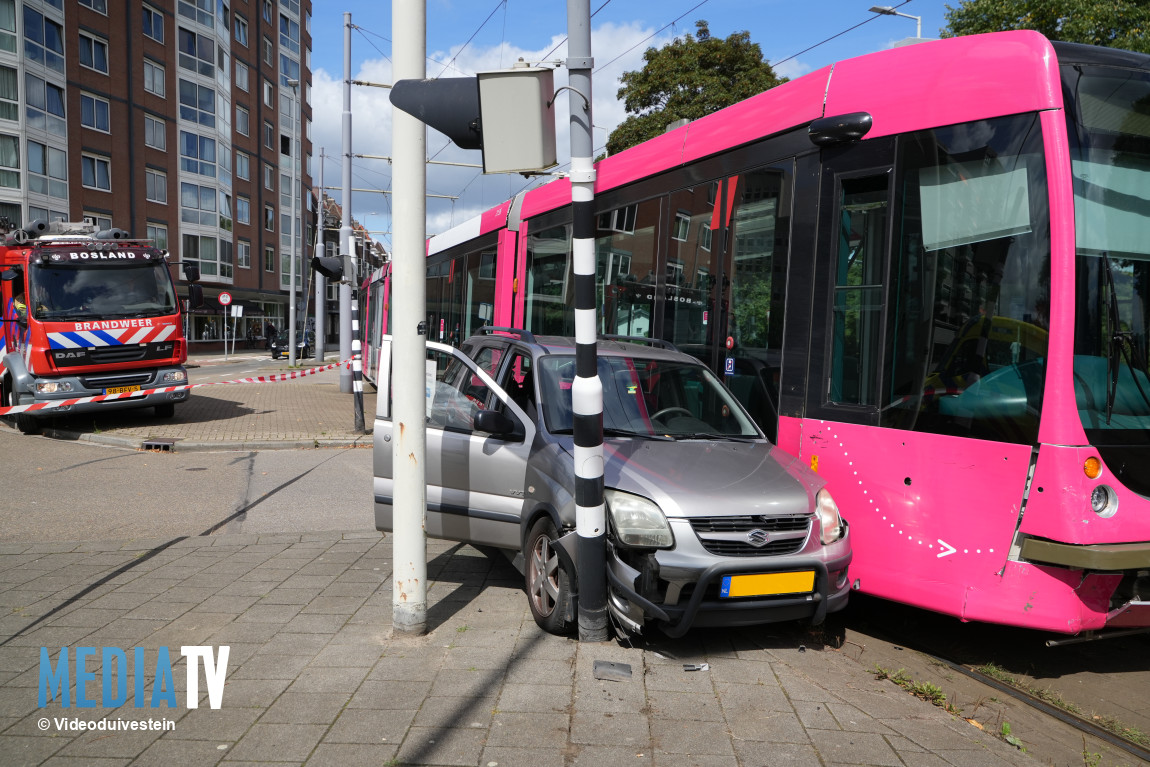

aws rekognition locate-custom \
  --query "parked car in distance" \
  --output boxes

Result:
[270,329,311,360]
[373,328,852,638]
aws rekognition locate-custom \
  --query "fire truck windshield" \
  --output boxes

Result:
[28,260,177,321]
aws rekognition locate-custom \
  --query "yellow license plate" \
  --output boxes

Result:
[104,385,141,395]
[720,571,815,598]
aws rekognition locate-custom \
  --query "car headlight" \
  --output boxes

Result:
[36,381,73,394]
[605,488,673,548]
[162,370,187,383]
[816,489,845,544]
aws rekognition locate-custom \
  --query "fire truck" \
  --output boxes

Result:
[0,219,203,434]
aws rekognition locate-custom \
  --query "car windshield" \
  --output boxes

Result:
[538,353,762,439]
[1065,64,1150,434]
[29,260,177,321]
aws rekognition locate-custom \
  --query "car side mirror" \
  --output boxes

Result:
[474,408,516,436]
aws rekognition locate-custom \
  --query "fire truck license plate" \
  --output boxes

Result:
[104,385,142,395]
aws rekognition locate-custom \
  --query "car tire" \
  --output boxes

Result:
[525,516,573,635]
[14,413,41,435]
[154,403,176,418]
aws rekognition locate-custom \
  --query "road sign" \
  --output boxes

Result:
[218,291,232,306]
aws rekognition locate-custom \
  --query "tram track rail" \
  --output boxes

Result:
[832,595,1150,766]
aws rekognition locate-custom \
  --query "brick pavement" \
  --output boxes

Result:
[0,534,1038,767]
[8,349,375,451]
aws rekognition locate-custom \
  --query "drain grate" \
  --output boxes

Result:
[140,438,177,452]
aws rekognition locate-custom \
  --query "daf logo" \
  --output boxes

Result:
[746,529,770,547]
[55,351,86,359]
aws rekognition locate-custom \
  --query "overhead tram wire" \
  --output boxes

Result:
[773,0,917,67]
[435,0,508,79]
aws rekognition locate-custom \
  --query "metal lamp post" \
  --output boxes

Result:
[287,78,301,366]
[868,5,922,38]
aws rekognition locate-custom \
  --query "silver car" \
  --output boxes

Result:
[374,329,851,638]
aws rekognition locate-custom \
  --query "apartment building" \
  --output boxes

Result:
[0,0,313,346]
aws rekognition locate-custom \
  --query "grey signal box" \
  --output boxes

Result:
[477,66,557,174]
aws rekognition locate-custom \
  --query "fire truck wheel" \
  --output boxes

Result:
[14,414,41,435]
[154,403,176,418]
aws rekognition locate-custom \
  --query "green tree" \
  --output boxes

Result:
[941,0,1150,54]
[607,20,786,156]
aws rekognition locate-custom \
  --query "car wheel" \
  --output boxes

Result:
[154,403,176,418]
[14,413,41,435]
[525,517,573,635]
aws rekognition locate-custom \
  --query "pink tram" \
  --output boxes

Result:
[366,31,1150,637]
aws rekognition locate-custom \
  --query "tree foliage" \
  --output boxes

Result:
[941,0,1150,53]
[606,21,786,156]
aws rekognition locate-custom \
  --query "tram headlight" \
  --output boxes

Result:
[1089,485,1118,518]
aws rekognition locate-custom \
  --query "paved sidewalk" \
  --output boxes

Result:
[0,533,1037,767]
[1,349,374,451]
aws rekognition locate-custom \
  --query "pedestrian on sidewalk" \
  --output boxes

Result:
[264,320,277,351]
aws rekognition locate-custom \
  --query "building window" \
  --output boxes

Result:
[264,204,274,231]
[279,54,300,88]
[145,169,167,203]
[84,213,112,231]
[0,66,18,122]
[144,60,165,97]
[263,163,275,191]
[263,121,274,150]
[235,104,249,136]
[179,130,216,177]
[180,181,216,226]
[236,195,250,225]
[0,133,18,189]
[177,0,213,29]
[235,150,250,180]
[234,15,247,46]
[671,212,690,242]
[147,222,167,250]
[144,114,166,150]
[78,32,109,74]
[182,232,219,279]
[78,1,105,15]
[80,93,110,132]
[178,79,215,127]
[265,244,275,271]
[599,205,637,234]
[81,154,111,191]
[219,191,232,232]
[261,0,272,23]
[178,26,214,77]
[699,224,712,252]
[27,141,67,198]
[25,74,66,137]
[23,8,64,74]
[142,5,163,42]
[0,0,15,54]
[235,60,249,92]
[238,240,250,268]
[262,79,274,108]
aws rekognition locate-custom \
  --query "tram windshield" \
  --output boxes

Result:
[1066,64,1150,438]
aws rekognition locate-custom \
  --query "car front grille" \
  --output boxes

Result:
[79,372,154,389]
[688,514,810,557]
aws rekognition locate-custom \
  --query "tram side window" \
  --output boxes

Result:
[719,167,791,441]
[524,225,574,336]
[596,198,659,339]
[830,175,887,406]
[881,114,1051,444]
[664,188,720,351]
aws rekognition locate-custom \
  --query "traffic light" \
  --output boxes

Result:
[311,255,355,284]
[390,68,557,174]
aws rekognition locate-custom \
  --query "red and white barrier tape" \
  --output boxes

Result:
[0,359,352,417]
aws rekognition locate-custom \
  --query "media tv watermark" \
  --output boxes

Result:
[38,646,230,709]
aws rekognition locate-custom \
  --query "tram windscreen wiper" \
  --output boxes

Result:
[1100,252,1150,424]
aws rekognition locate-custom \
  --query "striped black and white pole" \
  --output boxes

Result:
[567,0,607,642]
[349,286,365,433]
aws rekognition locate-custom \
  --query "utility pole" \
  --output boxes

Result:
[391,0,428,634]
[339,13,354,393]
[567,0,607,642]
[287,78,301,366]
[313,148,325,364]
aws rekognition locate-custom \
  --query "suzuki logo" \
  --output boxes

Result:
[746,529,770,547]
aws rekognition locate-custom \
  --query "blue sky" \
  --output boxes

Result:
[307,0,954,249]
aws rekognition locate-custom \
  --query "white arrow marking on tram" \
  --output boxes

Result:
[937,540,957,558]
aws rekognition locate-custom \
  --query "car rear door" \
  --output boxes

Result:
[373,337,535,550]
